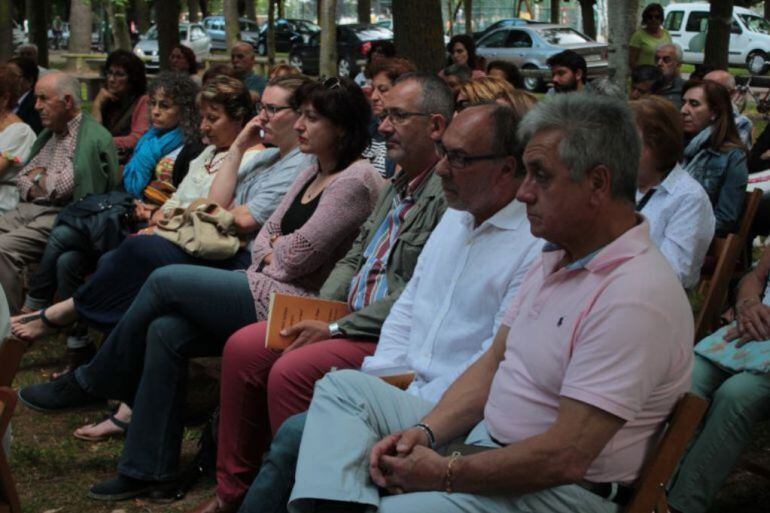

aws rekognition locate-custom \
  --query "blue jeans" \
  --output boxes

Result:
[239,412,307,513]
[668,354,770,513]
[74,264,257,481]
[25,224,94,310]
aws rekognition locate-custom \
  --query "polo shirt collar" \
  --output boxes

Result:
[657,162,687,196]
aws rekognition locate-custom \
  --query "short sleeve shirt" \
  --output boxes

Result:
[629,28,672,67]
[483,220,693,483]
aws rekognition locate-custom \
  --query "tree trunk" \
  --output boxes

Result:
[550,0,559,24]
[267,0,276,65]
[108,0,133,51]
[578,0,597,39]
[187,0,199,22]
[26,0,49,67]
[278,0,284,18]
[704,0,733,70]
[463,0,472,33]
[319,0,338,78]
[156,0,180,71]
[245,0,256,21]
[766,0,770,21]
[358,0,371,23]
[199,0,210,18]
[133,0,151,34]
[393,0,445,73]
[447,0,453,36]
[0,1,12,64]
[68,0,93,55]
[606,0,638,89]
[224,0,241,50]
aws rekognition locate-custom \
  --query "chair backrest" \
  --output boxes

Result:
[625,393,710,513]
[736,188,763,269]
[0,338,27,389]
[694,235,742,341]
[0,387,20,512]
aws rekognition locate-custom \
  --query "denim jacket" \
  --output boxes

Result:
[684,146,747,236]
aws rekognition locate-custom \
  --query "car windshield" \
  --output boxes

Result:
[347,26,392,40]
[739,14,770,34]
[298,21,321,33]
[145,26,158,40]
[538,28,590,45]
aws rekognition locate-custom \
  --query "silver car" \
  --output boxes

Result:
[476,24,608,92]
[133,22,212,72]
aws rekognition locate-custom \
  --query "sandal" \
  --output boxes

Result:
[73,413,129,442]
[11,308,69,341]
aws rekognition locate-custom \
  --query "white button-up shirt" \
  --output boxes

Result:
[361,199,542,403]
[636,163,715,290]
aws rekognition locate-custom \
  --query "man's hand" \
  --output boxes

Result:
[376,445,447,493]
[26,167,48,199]
[280,320,332,352]
[726,299,770,347]
[369,427,432,487]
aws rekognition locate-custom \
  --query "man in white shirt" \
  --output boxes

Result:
[233,102,542,513]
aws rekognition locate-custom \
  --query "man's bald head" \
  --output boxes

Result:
[704,70,736,93]
[231,42,256,78]
[35,72,82,133]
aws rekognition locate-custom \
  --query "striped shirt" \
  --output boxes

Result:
[347,165,434,311]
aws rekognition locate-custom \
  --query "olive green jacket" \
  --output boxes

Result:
[319,170,447,340]
[26,111,120,202]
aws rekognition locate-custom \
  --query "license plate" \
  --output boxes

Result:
[585,54,601,62]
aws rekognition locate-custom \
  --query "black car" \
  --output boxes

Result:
[289,24,393,77]
[256,18,321,56]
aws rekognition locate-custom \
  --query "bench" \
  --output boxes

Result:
[61,52,107,72]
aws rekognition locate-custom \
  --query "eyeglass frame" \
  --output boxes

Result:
[105,68,128,79]
[255,102,293,117]
[381,107,433,126]
[434,140,508,169]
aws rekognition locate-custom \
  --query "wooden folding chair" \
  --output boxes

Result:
[736,188,763,269]
[0,338,27,389]
[694,235,742,342]
[625,393,710,513]
[0,387,20,513]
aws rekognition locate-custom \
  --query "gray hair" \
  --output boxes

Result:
[443,63,472,82]
[395,71,455,122]
[49,72,82,108]
[656,43,683,63]
[517,93,639,203]
[588,77,625,100]
[148,71,200,142]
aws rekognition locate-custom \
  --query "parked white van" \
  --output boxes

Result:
[664,2,770,74]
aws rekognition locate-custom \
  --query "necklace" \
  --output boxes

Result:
[204,148,229,174]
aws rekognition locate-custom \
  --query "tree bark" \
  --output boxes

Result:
[108,0,133,51]
[0,1,12,64]
[224,0,241,50]
[133,0,151,34]
[766,0,770,21]
[550,0,559,24]
[607,0,638,90]
[358,0,371,23]
[26,0,49,67]
[463,0,472,33]
[199,0,210,18]
[267,0,276,65]
[187,0,199,22]
[245,0,256,21]
[704,0,734,70]
[156,0,180,71]
[68,0,93,55]
[447,0,453,36]
[278,0,284,18]
[578,0,597,39]
[319,0,338,78]
[393,0,445,73]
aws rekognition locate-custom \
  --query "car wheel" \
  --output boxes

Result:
[522,66,542,92]
[258,42,267,56]
[747,51,768,76]
[289,54,304,73]
[338,57,351,78]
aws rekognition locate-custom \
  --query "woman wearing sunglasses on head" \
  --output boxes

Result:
[629,3,671,69]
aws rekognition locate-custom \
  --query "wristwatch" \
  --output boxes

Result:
[32,172,43,185]
[328,322,345,338]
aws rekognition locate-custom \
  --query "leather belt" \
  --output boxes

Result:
[577,481,634,506]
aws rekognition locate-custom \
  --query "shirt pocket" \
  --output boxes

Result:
[394,230,432,282]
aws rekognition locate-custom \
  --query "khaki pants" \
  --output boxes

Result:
[0,202,61,313]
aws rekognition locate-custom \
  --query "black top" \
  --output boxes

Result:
[280,178,322,235]
[749,124,770,174]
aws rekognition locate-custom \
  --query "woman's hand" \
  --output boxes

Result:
[232,116,264,154]
[93,87,118,109]
[149,208,166,226]
[725,298,770,346]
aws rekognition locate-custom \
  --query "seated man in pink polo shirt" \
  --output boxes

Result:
[285,92,694,513]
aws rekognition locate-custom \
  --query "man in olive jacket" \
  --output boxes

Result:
[282,73,452,350]
[0,72,119,312]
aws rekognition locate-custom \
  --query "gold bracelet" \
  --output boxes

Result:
[444,451,462,494]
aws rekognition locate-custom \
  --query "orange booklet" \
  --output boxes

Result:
[364,365,416,390]
[265,293,350,350]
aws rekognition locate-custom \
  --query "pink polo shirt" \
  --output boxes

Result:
[483,219,693,483]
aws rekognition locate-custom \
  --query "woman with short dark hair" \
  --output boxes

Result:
[629,3,671,69]
[681,79,748,236]
[92,50,151,161]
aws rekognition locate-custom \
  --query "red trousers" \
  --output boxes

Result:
[216,320,376,503]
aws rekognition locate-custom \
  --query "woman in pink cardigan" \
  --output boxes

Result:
[17,77,383,502]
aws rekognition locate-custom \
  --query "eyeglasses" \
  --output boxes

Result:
[255,102,292,117]
[322,77,343,90]
[382,108,432,125]
[656,55,674,64]
[106,69,128,78]
[434,141,506,169]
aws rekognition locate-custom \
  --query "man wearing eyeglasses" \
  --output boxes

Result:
[655,43,685,110]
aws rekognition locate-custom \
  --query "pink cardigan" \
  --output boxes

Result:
[246,159,384,319]
[114,94,150,151]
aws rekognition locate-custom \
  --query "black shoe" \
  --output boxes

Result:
[51,341,96,380]
[18,372,104,412]
[88,474,176,501]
